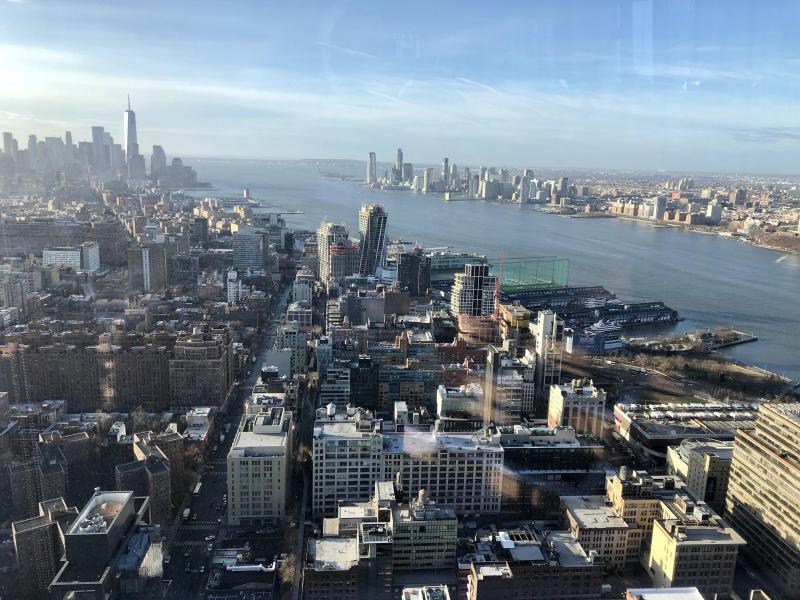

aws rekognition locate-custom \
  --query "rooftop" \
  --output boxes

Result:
[767,402,800,424]
[561,495,629,530]
[308,537,359,572]
[627,588,705,600]
[67,491,131,536]
[401,585,452,600]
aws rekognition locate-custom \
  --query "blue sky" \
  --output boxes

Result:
[2,0,800,173]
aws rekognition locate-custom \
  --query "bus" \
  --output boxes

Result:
[193,482,202,497]
[182,508,191,523]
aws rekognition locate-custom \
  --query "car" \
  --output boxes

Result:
[163,555,172,565]
[185,565,191,574]
[191,512,198,521]
[217,516,223,523]
[183,548,192,557]
[204,535,216,542]
[200,566,206,573]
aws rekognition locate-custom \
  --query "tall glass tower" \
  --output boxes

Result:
[357,203,387,276]
[123,96,139,163]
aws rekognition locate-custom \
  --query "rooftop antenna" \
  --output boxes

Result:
[127,94,131,111]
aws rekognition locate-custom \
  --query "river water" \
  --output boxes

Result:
[189,158,800,382]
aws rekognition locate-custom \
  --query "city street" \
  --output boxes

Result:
[164,282,292,599]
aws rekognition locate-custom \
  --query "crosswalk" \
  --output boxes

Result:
[179,521,219,532]
[172,539,208,548]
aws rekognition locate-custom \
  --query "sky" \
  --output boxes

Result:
[2,0,800,173]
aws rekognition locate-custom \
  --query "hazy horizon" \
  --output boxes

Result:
[2,0,800,174]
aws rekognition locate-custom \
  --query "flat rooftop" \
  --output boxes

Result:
[67,491,132,536]
[383,431,502,454]
[308,537,359,572]
[561,495,629,530]
[627,588,704,600]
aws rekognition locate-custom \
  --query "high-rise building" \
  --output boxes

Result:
[128,244,169,293]
[725,403,800,596]
[122,96,145,178]
[397,250,431,296]
[115,452,172,528]
[402,162,413,182]
[42,241,100,272]
[150,145,167,178]
[227,407,293,526]
[357,203,388,276]
[28,134,38,170]
[232,226,268,272]
[317,222,350,281]
[90,126,106,172]
[533,310,564,407]
[366,151,377,184]
[450,263,497,317]
[441,157,450,188]
[12,497,78,598]
[395,148,403,174]
[483,347,534,425]
[276,319,309,376]
[2,131,14,156]
[729,187,747,205]
[169,327,234,407]
[422,167,434,193]
[48,490,162,599]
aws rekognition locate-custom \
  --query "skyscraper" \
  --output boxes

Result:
[151,145,167,178]
[317,222,350,282]
[123,97,146,178]
[450,263,497,317]
[123,95,139,163]
[395,148,403,174]
[90,126,106,172]
[357,203,388,276]
[366,151,377,184]
[533,310,564,409]
[28,134,38,171]
[442,157,450,188]
[2,132,14,156]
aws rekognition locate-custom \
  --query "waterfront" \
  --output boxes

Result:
[190,158,800,382]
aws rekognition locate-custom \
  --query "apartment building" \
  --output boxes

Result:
[666,439,733,514]
[647,495,744,598]
[276,319,309,376]
[228,407,293,526]
[169,327,234,407]
[725,403,800,597]
[11,497,78,597]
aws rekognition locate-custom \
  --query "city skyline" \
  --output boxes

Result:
[1,1,800,173]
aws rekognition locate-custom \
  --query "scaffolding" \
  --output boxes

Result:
[488,257,569,292]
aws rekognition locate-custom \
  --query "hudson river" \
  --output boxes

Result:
[189,158,800,382]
